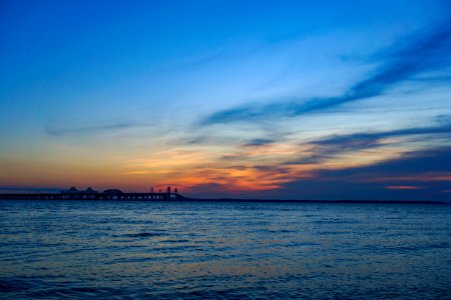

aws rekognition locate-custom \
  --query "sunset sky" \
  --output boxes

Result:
[1,0,451,200]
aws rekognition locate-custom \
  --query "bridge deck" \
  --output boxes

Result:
[0,192,184,200]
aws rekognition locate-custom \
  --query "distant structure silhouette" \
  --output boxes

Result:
[12,186,186,201]
[85,187,98,194]
[62,187,79,194]
[61,187,99,194]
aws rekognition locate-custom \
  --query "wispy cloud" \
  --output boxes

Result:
[312,121,451,147]
[45,122,140,136]
[201,17,451,125]
[385,185,422,190]
[269,146,451,200]
[244,139,276,147]
[281,121,451,165]
[314,146,451,177]
[124,171,152,175]
[171,120,451,196]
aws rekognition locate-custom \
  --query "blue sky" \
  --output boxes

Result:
[1,0,450,200]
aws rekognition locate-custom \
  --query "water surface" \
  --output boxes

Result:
[0,200,450,299]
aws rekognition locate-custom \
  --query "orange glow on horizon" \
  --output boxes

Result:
[2,135,445,196]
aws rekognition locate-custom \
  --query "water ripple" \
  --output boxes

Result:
[0,200,449,299]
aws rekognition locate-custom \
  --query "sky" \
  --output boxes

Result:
[1,0,451,200]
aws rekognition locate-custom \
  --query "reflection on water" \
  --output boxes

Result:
[0,200,450,299]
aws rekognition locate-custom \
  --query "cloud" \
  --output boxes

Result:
[333,146,451,174]
[45,122,139,136]
[385,185,422,190]
[201,17,451,125]
[283,121,451,164]
[313,121,451,146]
[272,146,451,201]
[244,138,276,147]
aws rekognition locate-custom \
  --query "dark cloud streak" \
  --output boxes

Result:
[287,121,451,164]
[45,122,139,136]
[275,146,451,201]
[314,122,451,146]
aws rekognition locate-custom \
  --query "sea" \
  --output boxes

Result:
[0,200,450,299]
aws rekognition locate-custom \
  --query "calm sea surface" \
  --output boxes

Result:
[0,200,450,299]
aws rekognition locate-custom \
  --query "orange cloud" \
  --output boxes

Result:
[385,185,422,190]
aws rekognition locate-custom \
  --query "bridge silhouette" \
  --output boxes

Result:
[0,187,186,201]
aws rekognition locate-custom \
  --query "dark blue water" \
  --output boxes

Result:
[0,200,450,299]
